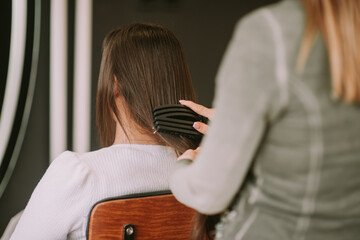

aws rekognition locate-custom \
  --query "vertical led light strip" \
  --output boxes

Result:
[73,0,92,153]
[0,0,27,167]
[50,0,67,162]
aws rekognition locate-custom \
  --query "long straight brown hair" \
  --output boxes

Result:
[298,0,360,103]
[96,23,199,152]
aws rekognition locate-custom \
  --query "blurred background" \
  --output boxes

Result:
[0,0,278,234]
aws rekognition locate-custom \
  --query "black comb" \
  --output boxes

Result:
[153,104,208,139]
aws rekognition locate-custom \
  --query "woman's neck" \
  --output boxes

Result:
[112,96,165,146]
[113,121,163,146]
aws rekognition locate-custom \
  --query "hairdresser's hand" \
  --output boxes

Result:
[178,147,201,161]
[179,100,214,134]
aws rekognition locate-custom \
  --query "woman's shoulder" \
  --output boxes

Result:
[10,152,97,239]
[54,146,130,167]
[49,151,91,175]
[47,149,113,179]
[63,144,176,172]
[77,144,176,160]
[41,151,95,192]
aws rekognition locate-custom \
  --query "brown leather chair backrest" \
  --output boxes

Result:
[87,191,196,240]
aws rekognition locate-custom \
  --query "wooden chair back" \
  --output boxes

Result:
[87,191,196,240]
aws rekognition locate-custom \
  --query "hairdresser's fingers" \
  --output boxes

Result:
[177,149,198,161]
[179,100,214,120]
[194,147,201,155]
[193,122,209,135]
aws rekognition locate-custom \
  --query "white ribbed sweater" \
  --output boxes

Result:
[10,144,177,240]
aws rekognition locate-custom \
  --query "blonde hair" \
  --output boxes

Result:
[298,0,360,103]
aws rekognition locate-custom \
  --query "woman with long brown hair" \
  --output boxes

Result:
[171,0,360,239]
[8,23,198,239]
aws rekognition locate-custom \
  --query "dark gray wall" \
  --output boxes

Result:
[0,0,278,234]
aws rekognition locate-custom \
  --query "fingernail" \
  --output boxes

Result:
[179,100,186,103]
[193,122,200,129]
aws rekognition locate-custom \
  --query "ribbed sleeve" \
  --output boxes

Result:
[10,151,96,240]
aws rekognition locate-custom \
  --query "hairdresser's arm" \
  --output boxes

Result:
[170,11,281,214]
